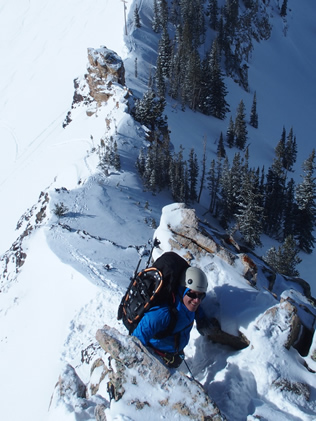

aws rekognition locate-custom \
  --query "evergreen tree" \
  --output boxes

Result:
[134,4,141,28]
[280,0,288,17]
[152,0,161,32]
[207,0,219,30]
[295,149,316,253]
[284,127,297,171]
[208,39,230,119]
[217,132,226,158]
[219,156,234,227]
[136,148,146,176]
[264,235,301,277]
[199,54,213,114]
[184,48,201,110]
[169,145,187,202]
[263,156,287,237]
[157,25,172,78]
[234,99,248,150]
[282,178,297,240]
[249,91,258,128]
[275,127,286,168]
[208,157,222,215]
[230,152,244,214]
[188,148,199,202]
[113,140,121,171]
[134,89,167,131]
[155,54,166,98]
[224,0,239,38]
[160,0,169,29]
[226,115,235,148]
[198,136,207,203]
[235,169,263,248]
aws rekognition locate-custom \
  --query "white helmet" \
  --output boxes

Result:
[181,267,208,293]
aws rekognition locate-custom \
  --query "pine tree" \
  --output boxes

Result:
[198,136,207,203]
[284,127,297,171]
[184,48,201,110]
[234,99,248,150]
[275,127,286,168]
[136,148,146,176]
[280,0,288,17]
[158,26,172,78]
[249,91,258,128]
[199,54,213,115]
[207,157,222,215]
[235,168,263,248]
[263,156,287,237]
[224,0,239,38]
[207,0,219,30]
[134,4,141,28]
[155,54,166,98]
[295,149,316,253]
[134,89,167,131]
[282,178,297,240]
[152,0,161,32]
[169,145,187,202]
[188,148,199,202]
[113,140,121,171]
[217,132,226,158]
[208,39,230,119]
[264,235,301,277]
[219,156,234,227]
[226,116,235,148]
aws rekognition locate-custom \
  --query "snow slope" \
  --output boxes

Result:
[1,0,316,420]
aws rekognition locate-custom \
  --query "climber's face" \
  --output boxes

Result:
[183,290,206,312]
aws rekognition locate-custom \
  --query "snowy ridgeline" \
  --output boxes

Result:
[46,202,316,421]
[1,161,316,421]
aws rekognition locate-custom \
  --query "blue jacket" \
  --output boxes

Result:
[132,287,204,354]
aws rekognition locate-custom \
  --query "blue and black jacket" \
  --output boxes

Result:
[132,287,205,355]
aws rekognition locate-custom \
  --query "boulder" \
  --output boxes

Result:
[95,324,226,420]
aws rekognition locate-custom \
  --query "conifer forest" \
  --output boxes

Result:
[130,0,316,275]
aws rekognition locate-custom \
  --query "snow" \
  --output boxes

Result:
[0,0,316,420]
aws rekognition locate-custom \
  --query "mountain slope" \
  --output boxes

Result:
[1,1,316,420]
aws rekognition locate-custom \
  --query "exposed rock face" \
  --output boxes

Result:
[87,46,125,87]
[63,46,129,126]
[256,300,302,350]
[50,325,226,420]
[0,191,49,293]
[95,325,226,420]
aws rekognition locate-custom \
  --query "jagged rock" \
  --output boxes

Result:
[95,324,226,420]
[50,363,110,417]
[53,364,87,404]
[272,378,310,402]
[0,191,49,293]
[256,300,301,350]
[201,318,250,350]
[163,204,253,280]
[96,325,171,386]
[86,46,125,106]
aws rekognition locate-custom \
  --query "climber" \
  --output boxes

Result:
[132,264,211,368]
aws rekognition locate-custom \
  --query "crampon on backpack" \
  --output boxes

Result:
[117,246,190,337]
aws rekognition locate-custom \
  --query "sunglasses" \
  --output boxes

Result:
[186,291,206,301]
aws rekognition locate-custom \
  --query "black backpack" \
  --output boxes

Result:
[117,251,190,336]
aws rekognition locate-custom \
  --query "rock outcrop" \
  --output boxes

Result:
[50,325,226,420]
[63,46,129,126]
